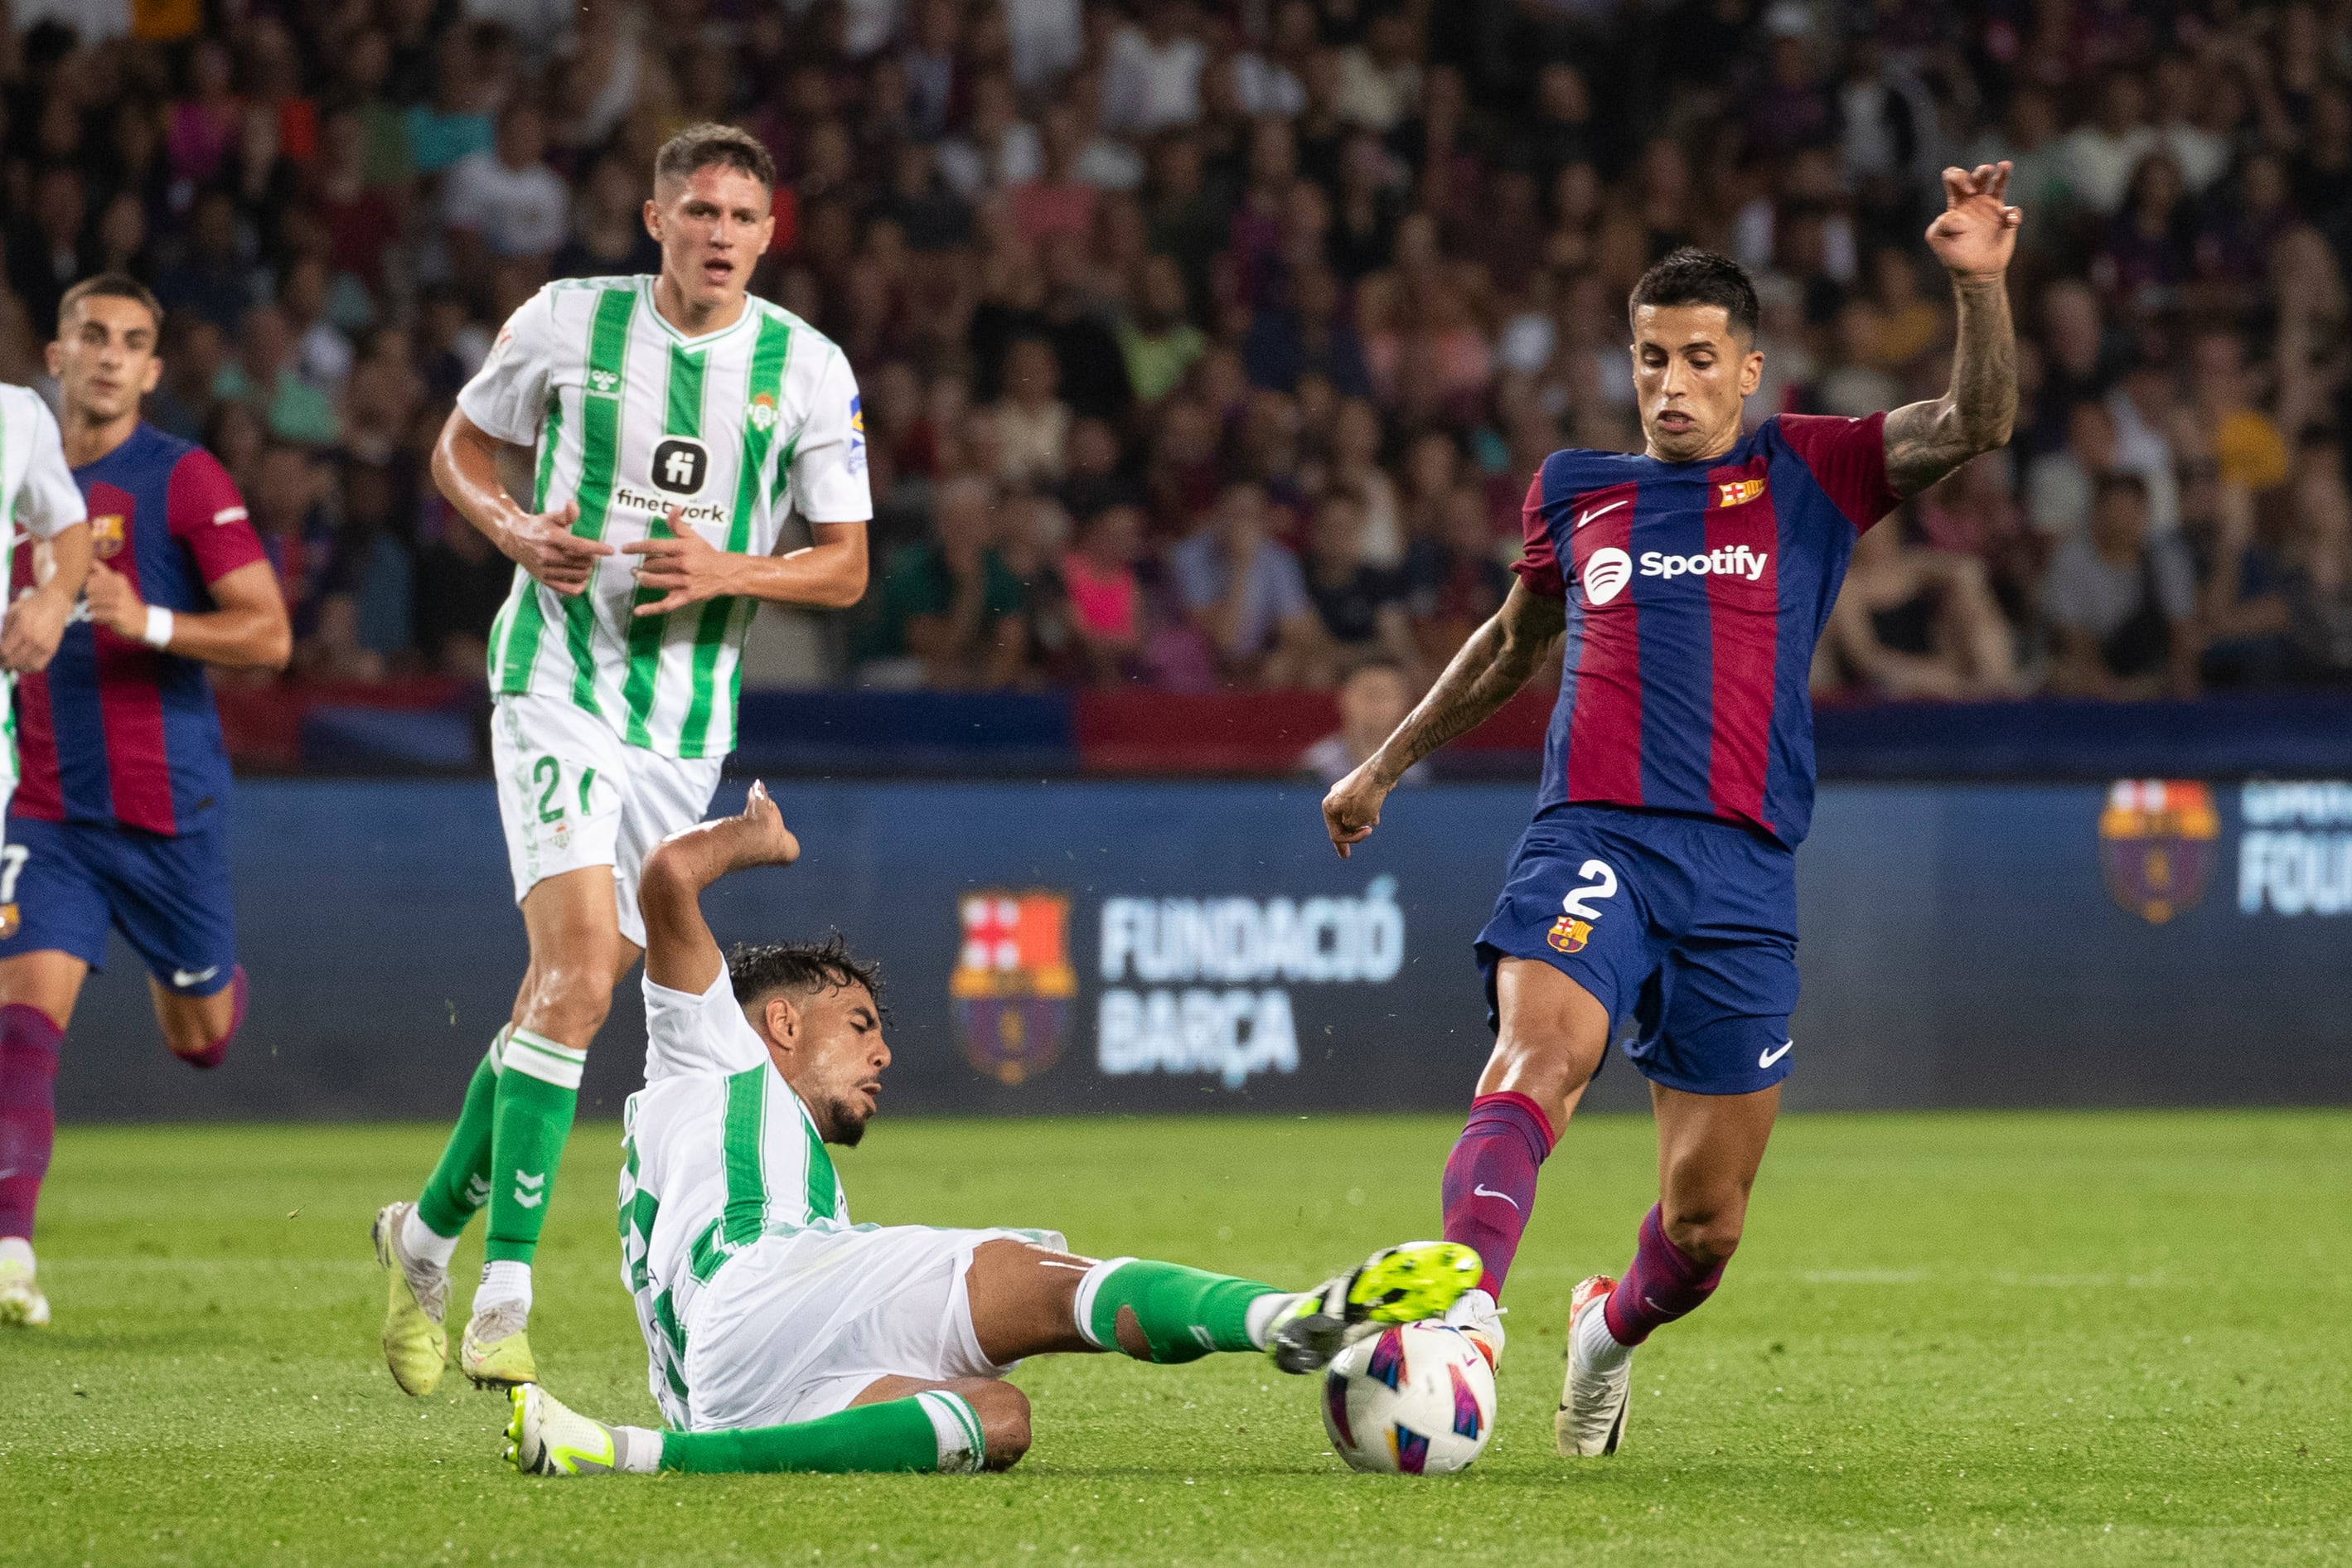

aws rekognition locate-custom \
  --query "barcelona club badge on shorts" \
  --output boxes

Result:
[1547,915,1591,953]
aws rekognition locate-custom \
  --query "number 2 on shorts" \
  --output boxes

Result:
[532,755,565,823]
[1561,858,1619,921]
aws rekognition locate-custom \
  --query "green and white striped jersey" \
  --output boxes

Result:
[458,278,871,760]
[618,968,851,1425]
[0,384,90,788]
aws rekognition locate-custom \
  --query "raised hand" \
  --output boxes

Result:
[1924,162,2022,281]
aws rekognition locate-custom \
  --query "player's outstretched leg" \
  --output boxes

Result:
[0,1003,63,1328]
[1439,957,1609,1368]
[1560,1083,1776,1457]
[965,1236,1478,1377]
[506,1383,1004,1478]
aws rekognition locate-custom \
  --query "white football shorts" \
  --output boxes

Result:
[682,1223,1070,1433]
[490,693,723,948]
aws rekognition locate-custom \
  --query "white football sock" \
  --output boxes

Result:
[1243,1290,1300,1351]
[0,1236,32,1271]
[476,1260,533,1315]
[612,1425,663,1474]
[1574,1295,1632,1372]
[403,1208,459,1270]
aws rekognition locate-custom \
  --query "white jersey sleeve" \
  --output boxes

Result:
[787,350,874,524]
[457,287,560,448]
[641,967,770,1082]
[11,392,85,539]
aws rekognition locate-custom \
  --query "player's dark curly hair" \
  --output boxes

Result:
[1628,248,1761,340]
[728,932,885,1016]
[655,122,777,194]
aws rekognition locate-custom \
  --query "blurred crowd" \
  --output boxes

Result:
[3,0,2350,704]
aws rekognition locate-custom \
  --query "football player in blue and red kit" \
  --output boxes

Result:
[1322,167,2023,1455]
[0,275,291,1325]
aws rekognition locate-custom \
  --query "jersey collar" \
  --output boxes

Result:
[637,276,762,349]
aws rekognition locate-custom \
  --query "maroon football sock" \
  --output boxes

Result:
[175,965,246,1071]
[1602,1203,1726,1346]
[1439,1091,1556,1298]
[0,1004,64,1239]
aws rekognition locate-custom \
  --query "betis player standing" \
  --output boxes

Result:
[1322,166,2020,1455]
[375,123,872,1395]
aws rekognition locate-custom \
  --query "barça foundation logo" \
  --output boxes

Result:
[951,891,1076,1085]
[2098,780,2219,924]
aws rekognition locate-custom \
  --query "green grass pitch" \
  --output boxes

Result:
[3,1111,2347,1566]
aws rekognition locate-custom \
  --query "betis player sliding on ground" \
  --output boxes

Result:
[502,782,1478,1477]
[1322,166,2022,1456]
[375,123,872,1395]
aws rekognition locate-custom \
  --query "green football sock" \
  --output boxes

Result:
[414,1029,508,1238]
[1077,1257,1280,1364]
[657,1392,985,1474]
[483,1028,588,1266]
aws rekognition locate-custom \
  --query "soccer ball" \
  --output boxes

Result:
[1321,1321,1496,1474]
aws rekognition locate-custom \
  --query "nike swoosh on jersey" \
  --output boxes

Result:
[1758,1040,1793,1068]
[1575,498,1629,530]
[172,966,220,988]
[1473,1184,1522,1210]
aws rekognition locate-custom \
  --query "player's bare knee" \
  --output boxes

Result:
[965,1382,1031,1471]
[1481,1029,1603,1115]
[521,967,613,1046]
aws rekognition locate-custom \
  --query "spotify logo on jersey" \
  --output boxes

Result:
[1582,547,1632,605]
[651,438,709,496]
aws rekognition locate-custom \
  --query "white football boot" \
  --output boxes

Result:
[1557,1274,1633,1457]
[1445,1286,1506,1371]
[0,1241,49,1328]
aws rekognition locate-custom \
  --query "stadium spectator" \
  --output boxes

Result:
[1404,482,1514,668]
[1299,488,1415,685]
[2045,472,2201,699]
[1824,513,2023,700]
[856,476,1025,689]
[1061,501,1146,685]
[214,305,340,449]
[1172,480,1317,686]
[443,102,570,277]
[1299,658,1429,788]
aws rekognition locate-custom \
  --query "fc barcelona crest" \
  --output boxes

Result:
[2098,780,2218,924]
[90,514,126,559]
[1547,915,1591,953]
[951,890,1075,1085]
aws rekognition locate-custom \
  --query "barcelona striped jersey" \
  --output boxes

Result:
[12,422,264,836]
[1514,413,1902,849]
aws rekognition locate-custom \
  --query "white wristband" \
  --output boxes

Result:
[141,605,174,650]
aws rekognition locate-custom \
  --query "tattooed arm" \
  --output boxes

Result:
[1883,162,2023,497]
[1322,581,1566,857]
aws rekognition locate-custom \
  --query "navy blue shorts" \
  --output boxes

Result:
[1476,804,1798,1096]
[0,815,239,996]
